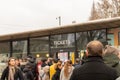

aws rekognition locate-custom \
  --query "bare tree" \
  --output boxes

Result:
[89,0,120,20]
[89,1,100,20]
[111,0,120,17]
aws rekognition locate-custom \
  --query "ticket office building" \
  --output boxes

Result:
[0,17,120,62]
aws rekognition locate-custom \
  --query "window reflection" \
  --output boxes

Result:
[119,32,120,45]
[0,42,10,76]
[12,40,27,58]
[107,34,114,46]
[76,29,106,59]
[0,42,10,62]
[50,33,75,48]
[107,27,120,48]
[30,37,49,58]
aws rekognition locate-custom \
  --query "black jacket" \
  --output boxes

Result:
[0,66,24,80]
[23,67,34,80]
[52,68,61,80]
[70,56,118,80]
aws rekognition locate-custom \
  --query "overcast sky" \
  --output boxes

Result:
[0,0,93,35]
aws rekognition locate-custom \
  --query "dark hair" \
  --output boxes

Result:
[41,58,47,63]
[8,57,16,65]
[53,59,58,63]
[75,58,80,63]
[25,63,32,69]
[27,55,33,59]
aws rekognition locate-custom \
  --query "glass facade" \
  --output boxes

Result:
[1,28,120,60]
[119,32,120,45]
[107,34,114,46]
[76,32,88,51]
[50,33,75,49]
[50,33,75,60]
[0,42,10,62]
[0,42,10,76]
[30,37,49,58]
[12,40,27,58]
[107,27,120,48]
[76,29,106,59]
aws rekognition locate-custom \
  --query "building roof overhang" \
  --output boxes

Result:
[0,17,120,41]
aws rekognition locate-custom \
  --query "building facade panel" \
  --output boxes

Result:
[30,37,49,58]
[12,40,28,58]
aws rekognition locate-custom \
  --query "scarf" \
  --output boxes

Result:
[8,66,15,80]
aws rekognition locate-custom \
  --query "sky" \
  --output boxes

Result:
[0,0,93,35]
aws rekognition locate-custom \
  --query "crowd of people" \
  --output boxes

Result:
[0,40,120,80]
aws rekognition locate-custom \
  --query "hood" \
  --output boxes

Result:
[29,58,35,63]
[23,67,30,72]
[103,53,120,67]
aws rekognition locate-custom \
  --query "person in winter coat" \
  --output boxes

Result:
[27,56,36,78]
[50,59,58,80]
[73,58,81,68]
[52,60,62,80]
[41,58,48,67]
[23,63,34,80]
[39,66,50,80]
[60,60,74,80]
[103,45,120,76]
[70,40,118,80]
[35,58,43,80]
[0,57,24,80]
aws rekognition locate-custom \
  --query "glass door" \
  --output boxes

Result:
[58,52,68,62]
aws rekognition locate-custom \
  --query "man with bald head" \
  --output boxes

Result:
[70,40,118,80]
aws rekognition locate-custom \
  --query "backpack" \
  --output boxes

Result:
[23,72,29,80]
